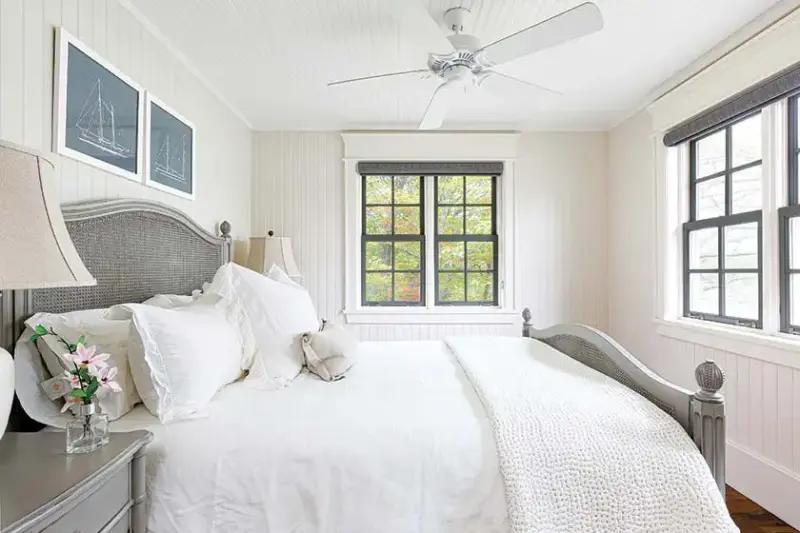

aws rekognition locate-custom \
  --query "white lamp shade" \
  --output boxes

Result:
[0,140,95,289]
[247,235,301,278]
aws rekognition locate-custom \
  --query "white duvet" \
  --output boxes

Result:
[19,337,736,533]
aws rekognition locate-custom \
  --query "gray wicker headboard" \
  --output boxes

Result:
[0,198,232,354]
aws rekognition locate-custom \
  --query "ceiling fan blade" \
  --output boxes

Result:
[385,0,455,54]
[419,81,457,130]
[328,69,429,87]
[483,71,563,97]
[479,2,603,66]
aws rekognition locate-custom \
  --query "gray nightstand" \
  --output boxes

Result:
[0,431,152,533]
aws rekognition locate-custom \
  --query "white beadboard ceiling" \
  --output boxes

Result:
[126,0,779,131]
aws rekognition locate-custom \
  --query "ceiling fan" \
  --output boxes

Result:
[327,2,604,130]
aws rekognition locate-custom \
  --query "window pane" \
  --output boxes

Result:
[438,176,464,204]
[695,177,725,220]
[394,241,420,270]
[438,206,464,234]
[365,176,392,204]
[725,273,759,320]
[791,274,800,325]
[395,273,421,302]
[365,206,392,234]
[689,228,718,269]
[365,241,392,270]
[696,130,726,178]
[689,273,719,315]
[466,176,492,204]
[394,176,420,204]
[731,166,761,214]
[439,273,465,302]
[465,207,492,234]
[724,223,758,269]
[790,217,800,269]
[467,242,494,270]
[731,114,761,168]
[394,206,420,234]
[365,272,392,302]
[467,273,494,302]
[439,241,465,270]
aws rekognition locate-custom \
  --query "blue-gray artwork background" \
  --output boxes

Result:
[64,44,139,174]
[149,103,193,195]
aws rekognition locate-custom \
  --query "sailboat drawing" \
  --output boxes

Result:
[76,80,132,158]
[154,134,188,183]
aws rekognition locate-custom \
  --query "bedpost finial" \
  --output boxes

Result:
[522,308,532,325]
[695,360,724,401]
[219,221,231,238]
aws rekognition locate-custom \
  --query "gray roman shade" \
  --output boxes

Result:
[663,60,800,147]
[357,161,504,176]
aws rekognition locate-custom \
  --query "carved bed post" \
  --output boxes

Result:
[521,308,533,338]
[692,360,726,497]
[219,220,232,263]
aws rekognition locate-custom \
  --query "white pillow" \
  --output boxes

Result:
[207,264,319,386]
[143,294,195,309]
[125,301,244,422]
[267,264,303,289]
[24,309,139,420]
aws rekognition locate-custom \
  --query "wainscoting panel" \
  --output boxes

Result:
[0,0,251,239]
[252,131,608,341]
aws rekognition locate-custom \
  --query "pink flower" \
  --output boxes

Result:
[62,344,109,373]
[61,371,81,389]
[97,366,122,393]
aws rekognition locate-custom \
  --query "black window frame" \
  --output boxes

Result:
[779,93,800,333]
[683,113,764,328]
[361,175,425,307]
[434,175,499,306]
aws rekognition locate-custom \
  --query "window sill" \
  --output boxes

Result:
[656,318,800,369]
[343,308,519,325]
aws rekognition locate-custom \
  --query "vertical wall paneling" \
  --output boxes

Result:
[251,131,607,341]
[0,0,251,239]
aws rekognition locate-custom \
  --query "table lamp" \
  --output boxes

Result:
[247,231,302,284]
[0,140,96,441]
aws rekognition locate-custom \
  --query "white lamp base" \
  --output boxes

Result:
[0,346,13,440]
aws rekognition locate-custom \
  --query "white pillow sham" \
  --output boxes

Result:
[206,264,319,386]
[24,309,139,420]
[124,301,244,422]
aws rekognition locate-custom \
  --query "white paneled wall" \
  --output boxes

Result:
[0,0,251,239]
[252,131,608,341]
[609,109,800,528]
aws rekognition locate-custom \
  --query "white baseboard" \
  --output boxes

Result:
[727,441,800,529]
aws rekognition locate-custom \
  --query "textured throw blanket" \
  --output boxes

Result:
[446,336,738,533]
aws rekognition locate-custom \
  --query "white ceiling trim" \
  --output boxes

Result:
[117,0,254,130]
[612,0,800,129]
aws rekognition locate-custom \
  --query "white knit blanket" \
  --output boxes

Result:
[446,336,738,533]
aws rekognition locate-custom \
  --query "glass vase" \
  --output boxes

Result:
[66,402,109,454]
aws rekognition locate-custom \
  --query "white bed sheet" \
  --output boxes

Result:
[110,340,509,533]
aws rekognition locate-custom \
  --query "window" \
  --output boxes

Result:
[435,176,498,306]
[362,175,425,306]
[683,113,763,327]
[360,168,501,309]
[779,94,800,333]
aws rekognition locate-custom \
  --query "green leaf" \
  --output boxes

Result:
[69,389,87,399]
[85,381,99,397]
[35,324,48,335]
[68,343,77,352]
[76,335,86,346]
[29,334,41,342]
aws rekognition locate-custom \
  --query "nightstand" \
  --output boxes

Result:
[0,431,152,533]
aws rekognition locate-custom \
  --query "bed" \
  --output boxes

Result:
[2,199,734,533]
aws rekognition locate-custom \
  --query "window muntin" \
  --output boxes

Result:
[361,175,425,306]
[779,95,800,333]
[435,176,498,306]
[684,114,763,328]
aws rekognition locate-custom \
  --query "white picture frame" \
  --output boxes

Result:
[53,28,145,182]
[144,93,196,200]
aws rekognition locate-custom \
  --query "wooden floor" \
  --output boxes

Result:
[727,486,797,533]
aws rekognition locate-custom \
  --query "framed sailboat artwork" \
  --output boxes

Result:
[144,94,195,200]
[54,28,144,182]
